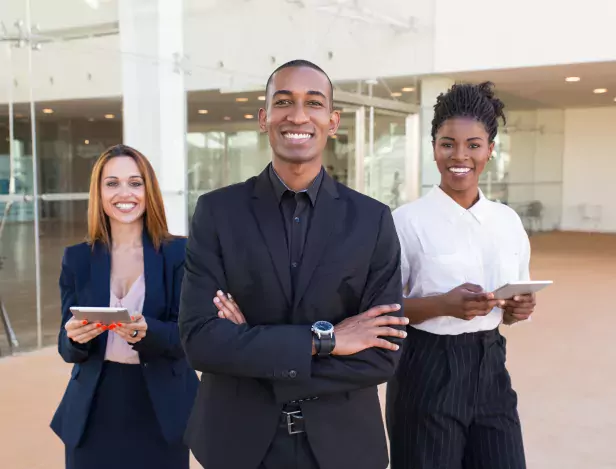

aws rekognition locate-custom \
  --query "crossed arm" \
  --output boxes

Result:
[178,196,406,402]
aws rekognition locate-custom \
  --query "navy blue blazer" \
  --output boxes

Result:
[50,234,199,449]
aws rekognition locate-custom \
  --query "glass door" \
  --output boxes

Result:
[0,0,40,354]
[333,95,420,209]
[1,0,122,354]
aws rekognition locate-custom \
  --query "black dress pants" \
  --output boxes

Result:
[386,326,526,469]
[259,405,320,469]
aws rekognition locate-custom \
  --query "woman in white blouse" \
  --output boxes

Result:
[387,82,536,469]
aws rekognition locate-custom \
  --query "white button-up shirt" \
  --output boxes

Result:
[392,186,530,335]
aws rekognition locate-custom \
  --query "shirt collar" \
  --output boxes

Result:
[429,185,489,224]
[268,163,323,206]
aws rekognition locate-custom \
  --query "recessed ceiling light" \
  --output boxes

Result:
[565,76,580,82]
[613,97,616,102]
[236,97,248,102]
[244,114,254,119]
[391,92,402,97]
[42,108,54,114]
[198,109,208,114]
[223,116,231,121]
[104,114,115,119]
[84,139,90,145]
[401,87,415,92]
[88,118,95,122]
[593,88,608,94]
[257,96,266,101]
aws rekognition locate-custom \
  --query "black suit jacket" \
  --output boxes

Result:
[50,235,199,448]
[179,166,403,469]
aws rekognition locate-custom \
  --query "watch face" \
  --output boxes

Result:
[313,321,334,334]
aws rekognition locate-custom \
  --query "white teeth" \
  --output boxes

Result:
[284,133,311,140]
[449,167,471,174]
[115,203,136,210]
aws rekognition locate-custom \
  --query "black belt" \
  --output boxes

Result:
[280,396,319,435]
[281,406,305,435]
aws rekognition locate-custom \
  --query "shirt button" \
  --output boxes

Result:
[289,370,297,379]
[294,217,300,223]
[291,262,298,268]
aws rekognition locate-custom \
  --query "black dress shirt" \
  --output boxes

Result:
[268,164,323,294]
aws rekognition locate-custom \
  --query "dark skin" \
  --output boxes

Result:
[258,66,339,192]
[216,66,409,354]
[404,117,535,325]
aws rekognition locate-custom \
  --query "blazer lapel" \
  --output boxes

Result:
[250,168,293,305]
[293,174,345,309]
[142,232,164,319]
[90,242,111,353]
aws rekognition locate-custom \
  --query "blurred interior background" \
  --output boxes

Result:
[0,2,614,467]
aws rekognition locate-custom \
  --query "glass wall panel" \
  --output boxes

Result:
[0,199,36,355]
[38,199,88,346]
[365,109,408,209]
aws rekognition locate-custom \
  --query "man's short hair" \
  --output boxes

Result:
[265,59,334,107]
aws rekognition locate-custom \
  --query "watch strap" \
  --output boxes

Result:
[317,333,335,357]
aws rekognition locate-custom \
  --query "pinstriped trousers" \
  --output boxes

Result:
[386,326,526,469]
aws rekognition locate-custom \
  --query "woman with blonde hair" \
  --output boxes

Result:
[50,144,198,469]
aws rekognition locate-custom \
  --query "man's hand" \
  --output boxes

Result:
[214,293,408,354]
[441,283,505,321]
[214,290,247,325]
[332,304,409,355]
[502,293,535,325]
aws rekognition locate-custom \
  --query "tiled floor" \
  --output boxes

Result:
[0,231,615,468]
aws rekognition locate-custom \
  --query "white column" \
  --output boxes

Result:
[119,0,187,236]
[419,76,455,194]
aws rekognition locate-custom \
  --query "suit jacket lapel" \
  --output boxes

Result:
[251,168,293,305]
[142,232,164,319]
[90,242,111,353]
[293,174,345,309]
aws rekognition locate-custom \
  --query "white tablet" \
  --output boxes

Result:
[491,281,553,300]
[70,306,132,325]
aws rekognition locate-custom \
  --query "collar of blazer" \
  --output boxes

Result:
[250,164,344,307]
[88,231,165,353]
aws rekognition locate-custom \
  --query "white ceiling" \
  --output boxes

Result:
[445,61,616,110]
[1,61,615,122]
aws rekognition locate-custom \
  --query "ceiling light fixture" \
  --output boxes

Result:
[42,108,54,114]
[257,96,266,101]
[223,116,231,121]
[391,92,402,97]
[84,139,90,145]
[236,97,249,102]
[244,114,254,119]
[104,114,115,119]
[198,109,208,114]
[565,76,580,82]
[593,88,607,94]
[401,87,415,92]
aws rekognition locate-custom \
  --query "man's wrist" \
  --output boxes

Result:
[311,336,317,356]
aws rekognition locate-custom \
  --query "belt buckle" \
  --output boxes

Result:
[283,410,305,435]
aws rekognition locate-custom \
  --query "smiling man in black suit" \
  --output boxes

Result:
[179,59,409,469]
